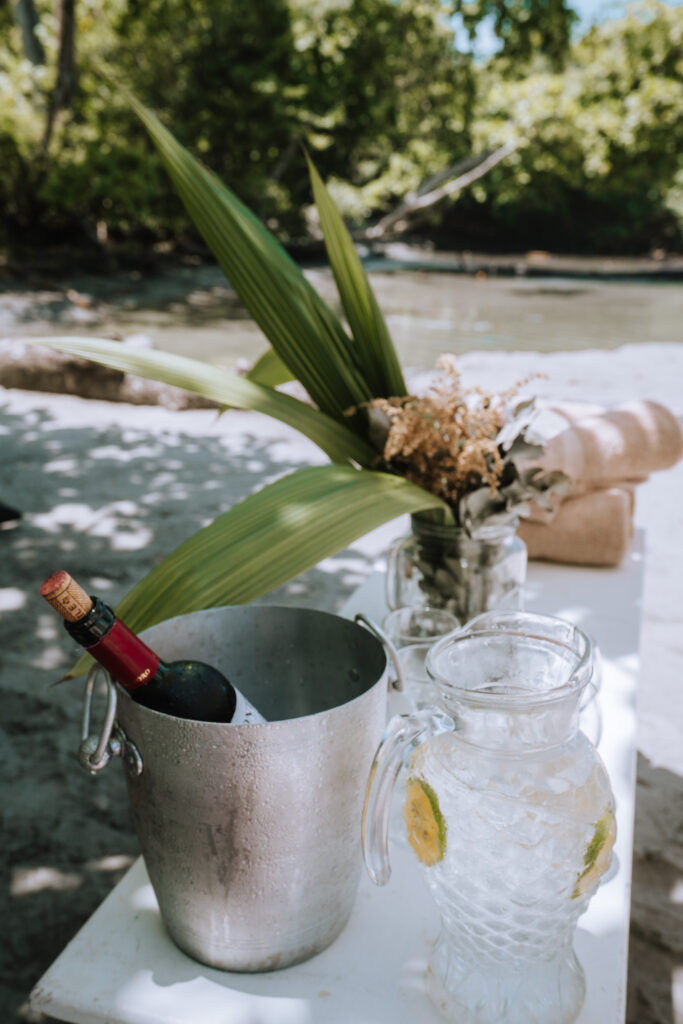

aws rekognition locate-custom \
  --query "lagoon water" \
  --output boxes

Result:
[361,270,683,366]
[3,262,681,369]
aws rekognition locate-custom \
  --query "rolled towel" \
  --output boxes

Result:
[538,399,605,424]
[522,480,637,524]
[537,399,683,486]
[517,488,633,567]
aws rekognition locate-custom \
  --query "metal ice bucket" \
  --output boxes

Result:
[82,605,390,972]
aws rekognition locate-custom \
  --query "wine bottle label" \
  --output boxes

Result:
[88,619,161,691]
[232,687,266,725]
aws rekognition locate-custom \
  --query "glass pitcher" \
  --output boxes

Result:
[362,611,616,1024]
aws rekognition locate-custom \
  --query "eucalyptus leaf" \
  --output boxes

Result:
[512,398,537,416]
[460,486,505,526]
[360,405,394,454]
[499,478,531,505]
[529,490,556,513]
[535,469,574,495]
[504,435,546,462]
[518,465,544,486]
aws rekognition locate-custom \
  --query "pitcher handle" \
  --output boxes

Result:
[384,536,406,611]
[362,707,454,886]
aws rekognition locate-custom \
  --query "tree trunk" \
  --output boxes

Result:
[41,0,77,154]
[14,0,45,65]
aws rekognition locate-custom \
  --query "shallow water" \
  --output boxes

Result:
[4,263,681,370]
[366,272,682,368]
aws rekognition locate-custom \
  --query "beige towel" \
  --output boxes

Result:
[537,399,683,485]
[523,481,637,525]
[518,488,634,568]
[517,399,682,567]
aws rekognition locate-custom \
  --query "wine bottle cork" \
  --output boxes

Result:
[40,571,93,622]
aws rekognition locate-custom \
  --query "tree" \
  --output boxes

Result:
[42,0,77,153]
[450,0,577,69]
[111,0,297,225]
[275,0,478,231]
[14,0,45,65]
[446,0,683,252]
[1,0,679,255]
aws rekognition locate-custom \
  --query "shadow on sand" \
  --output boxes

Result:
[627,754,683,1024]
[1,397,682,1024]
[0,396,378,1023]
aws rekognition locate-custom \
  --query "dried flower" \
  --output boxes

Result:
[350,356,570,530]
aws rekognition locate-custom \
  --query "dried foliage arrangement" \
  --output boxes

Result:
[354,355,572,532]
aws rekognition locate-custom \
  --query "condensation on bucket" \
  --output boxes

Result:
[115,605,389,972]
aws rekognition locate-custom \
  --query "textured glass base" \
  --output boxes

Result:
[426,933,586,1024]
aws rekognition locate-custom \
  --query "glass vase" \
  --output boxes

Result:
[362,611,616,1024]
[385,514,527,623]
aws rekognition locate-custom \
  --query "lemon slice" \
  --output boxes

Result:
[404,776,447,866]
[572,808,616,899]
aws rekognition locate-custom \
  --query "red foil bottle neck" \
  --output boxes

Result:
[88,619,161,691]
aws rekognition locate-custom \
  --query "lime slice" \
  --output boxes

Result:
[404,776,447,866]
[572,808,616,899]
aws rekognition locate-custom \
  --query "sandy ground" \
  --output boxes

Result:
[2,343,683,1023]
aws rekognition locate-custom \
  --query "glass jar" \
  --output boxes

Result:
[382,606,461,647]
[363,611,616,1024]
[385,514,527,623]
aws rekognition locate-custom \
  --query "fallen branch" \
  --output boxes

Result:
[414,152,492,198]
[363,139,520,241]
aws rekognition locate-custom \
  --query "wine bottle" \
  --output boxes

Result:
[40,571,264,724]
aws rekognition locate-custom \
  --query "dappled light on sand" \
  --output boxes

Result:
[2,340,683,1022]
[1,390,382,1022]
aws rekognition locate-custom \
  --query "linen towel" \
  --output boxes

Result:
[537,399,683,485]
[516,399,682,566]
[518,488,634,568]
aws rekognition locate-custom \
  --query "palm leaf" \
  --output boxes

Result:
[127,94,374,422]
[306,152,407,398]
[22,337,377,467]
[247,348,296,389]
[67,464,450,677]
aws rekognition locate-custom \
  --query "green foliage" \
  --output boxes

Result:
[0,0,177,242]
[306,150,406,396]
[0,0,471,247]
[0,0,681,253]
[111,0,298,226]
[288,0,474,217]
[66,463,449,674]
[25,333,377,465]
[450,1,683,251]
[451,0,578,69]
[22,140,450,652]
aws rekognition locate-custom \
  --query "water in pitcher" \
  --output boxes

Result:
[379,614,617,1024]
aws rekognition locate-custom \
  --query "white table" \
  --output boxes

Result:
[30,538,642,1024]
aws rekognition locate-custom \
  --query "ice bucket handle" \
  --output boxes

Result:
[354,613,405,692]
[78,665,143,778]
